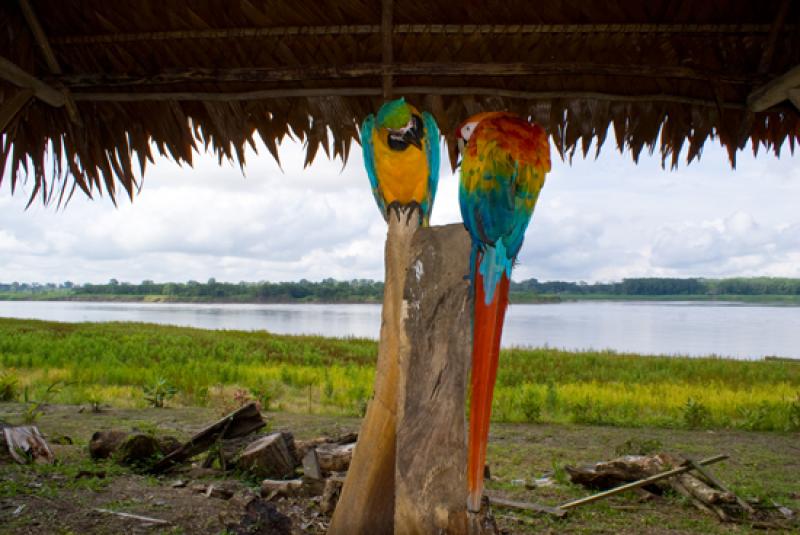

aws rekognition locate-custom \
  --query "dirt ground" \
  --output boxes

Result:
[1,403,798,534]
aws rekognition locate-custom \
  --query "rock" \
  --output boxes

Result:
[88,430,129,459]
[226,499,292,535]
[302,448,322,480]
[169,479,187,488]
[237,432,297,479]
[114,434,161,467]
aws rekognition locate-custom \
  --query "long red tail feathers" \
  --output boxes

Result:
[467,269,510,512]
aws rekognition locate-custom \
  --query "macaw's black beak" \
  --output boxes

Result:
[403,126,423,150]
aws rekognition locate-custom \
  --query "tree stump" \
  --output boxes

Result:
[329,209,419,535]
[237,432,297,479]
[395,223,476,535]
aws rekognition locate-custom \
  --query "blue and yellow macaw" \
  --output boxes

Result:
[361,98,440,225]
[457,112,551,512]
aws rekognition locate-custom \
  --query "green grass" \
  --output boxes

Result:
[1,318,798,431]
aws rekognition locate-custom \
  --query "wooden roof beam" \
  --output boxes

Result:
[69,86,747,110]
[52,63,759,88]
[50,24,799,45]
[747,64,800,111]
[0,88,34,133]
[18,0,82,125]
[789,89,800,111]
[0,55,65,107]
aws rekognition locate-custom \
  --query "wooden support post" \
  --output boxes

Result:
[328,208,420,535]
[0,88,33,133]
[395,223,478,534]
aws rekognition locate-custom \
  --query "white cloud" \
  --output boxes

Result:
[1,136,799,284]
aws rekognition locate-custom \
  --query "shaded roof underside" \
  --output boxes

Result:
[1,0,799,204]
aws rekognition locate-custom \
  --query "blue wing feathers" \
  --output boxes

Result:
[360,114,386,219]
[422,111,440,224]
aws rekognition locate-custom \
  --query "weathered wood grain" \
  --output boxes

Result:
[395,223,475,535]
[328,209,420,535]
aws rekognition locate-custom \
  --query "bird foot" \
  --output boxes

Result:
[386,201,422,225]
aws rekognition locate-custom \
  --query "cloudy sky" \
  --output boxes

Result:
[1,136,799,285]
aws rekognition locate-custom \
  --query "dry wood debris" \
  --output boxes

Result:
[564,452,794,526]
[1,424,54,464]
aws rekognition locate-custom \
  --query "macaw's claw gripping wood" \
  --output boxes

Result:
[329,208,420,535]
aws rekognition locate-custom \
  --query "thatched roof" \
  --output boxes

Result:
[1,0,799,204]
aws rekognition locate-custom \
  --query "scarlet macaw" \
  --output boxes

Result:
[457,112,551,512]
[361,98,440,225]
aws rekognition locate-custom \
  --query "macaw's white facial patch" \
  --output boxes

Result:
[460,121,479,142]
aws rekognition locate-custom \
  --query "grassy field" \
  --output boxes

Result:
[1,318,799,432]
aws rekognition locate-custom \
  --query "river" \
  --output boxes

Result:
[0,300,797,360]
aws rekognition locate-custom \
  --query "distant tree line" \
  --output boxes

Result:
[2,277,800,301]
[510,277,800,296]
[0,278,385,302]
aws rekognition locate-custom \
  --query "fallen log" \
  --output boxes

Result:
[686,459,756,515]
[566,454,668,490]
[150,402,265,473]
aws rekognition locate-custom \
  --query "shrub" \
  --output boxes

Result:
[682,397,711,429]
[0,372,19,402]
[788,393,800,432]
[143,377,177,408]
[518,386,542,423]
